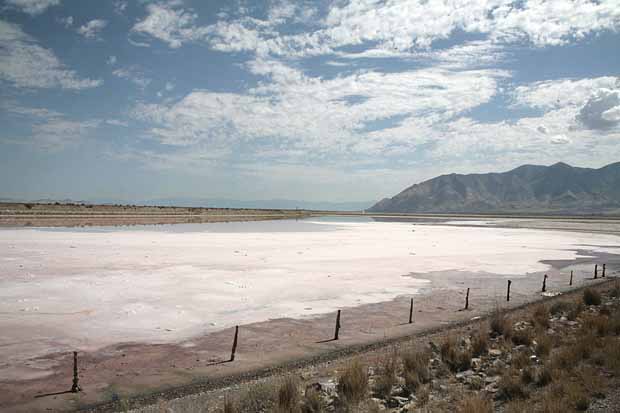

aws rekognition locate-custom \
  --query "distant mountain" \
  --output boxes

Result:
[140,198,372,212]
[368,162,620,215]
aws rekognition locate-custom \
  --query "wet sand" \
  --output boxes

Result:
[1,218,620,412]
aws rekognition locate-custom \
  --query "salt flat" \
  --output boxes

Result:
[1,217,619,380]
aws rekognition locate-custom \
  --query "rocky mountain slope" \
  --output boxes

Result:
[369,162,620,214]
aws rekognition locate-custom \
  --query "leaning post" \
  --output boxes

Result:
[506,280,512,302]
[570,270,573,286]
[230,326,239,362]
[408,298,414,324]
[334,310,341,340]
[542,274,548,293]
[465,288,470,310]
[602,264,606,278]
[595,264,598,279]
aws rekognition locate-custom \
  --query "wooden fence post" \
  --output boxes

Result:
[570,270,573,286]
[602,264,606,278]
[71,351,81,393]
[506,280,512,302]
[595,264,598,279]
[230,326,239,362]
[409,298,414,324]
[465,288,470,310]
[542,274,548,293]
[334,310,341,340]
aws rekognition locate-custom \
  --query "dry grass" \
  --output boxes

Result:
[567,302,584,321]
[536,365,554,387]
[300,387,325,413]
[471,325,488,357]
[512,328,533,346]
[532,305,550,329]
[582,313,610,336]
[238,381,277,413]
[583,288,602,306]
[549,301,573,316]
[222,397,238,413]
[512,351,531,369]
[440,336,472,372]
[277,376,300,412]
[336,359,369,409]
[456,394,493,413]
[373,353,397,399]
[490,308,513,339]
[401,347,430,394]
[535,332,552,358]
[497,369,528,400]
[416,385,430,407]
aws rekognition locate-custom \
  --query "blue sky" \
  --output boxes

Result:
[0,0,619,204]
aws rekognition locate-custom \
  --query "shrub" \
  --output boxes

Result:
[277,376,300,412]
[223,397,239,413]
[536,365,554,387]
[550,301,573,316]
[336,359,368,408]
[583,289,602,306]
[568,302,584,321]
[471,326,489,357]
[401,347,430,392]
[373,354,397,399]
[416,385,430,407]
[497,370,528,400]
[512,351,531,370]
[512,328,533,346]
[301,387,325,413]
[611,281,620,298]
[521,367,535,384]
[456,394,493,413]
[582,314,609,336]
[535,333,552,358]
[238,382,277,412]
[440,336,472,372]
[532,305,550,328]
[491,309,513,339]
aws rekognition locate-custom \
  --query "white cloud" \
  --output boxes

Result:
[512,77,619,110]
[577,88,620,130]
[113,66,151,88]
[105,119,129,127]
[107,55,117,65]
[550,134,571,144]
[77,19,107,39]
[0,20,102,90]
[131,3,210,48]
[5,0,60,16]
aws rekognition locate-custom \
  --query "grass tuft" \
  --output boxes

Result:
[456,394,493,413]
[336,359,368,409]
[373,353,397,400]
[583,288,602,306]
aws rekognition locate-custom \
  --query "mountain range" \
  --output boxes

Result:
[368,162,620,215]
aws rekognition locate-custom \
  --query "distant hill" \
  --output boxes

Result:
[368,162,620,215]
[138,198,372,212]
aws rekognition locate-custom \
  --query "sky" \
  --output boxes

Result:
[0,0,619,204]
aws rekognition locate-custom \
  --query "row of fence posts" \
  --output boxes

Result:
[65,263,611,394]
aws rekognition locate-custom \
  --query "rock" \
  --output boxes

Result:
[456,370,474,381]
[489,349,502,357]
[485,375,500,384]
[485,384,499,393]
[387,396,409,408]
[492,359,506,370]
[471,358,482,369]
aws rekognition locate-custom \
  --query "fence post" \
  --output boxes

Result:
[602,264,606,278]
[334,310,341,340]
[409,298,414,324]
[465,288,470,310]
[71,351,81,393]
[594,264,598,279]
[570,270,573,286]
[542,274,548,293]
[506,280,512,302]
[230,326,239,362]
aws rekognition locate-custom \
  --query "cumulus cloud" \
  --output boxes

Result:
[512,77,619,110]
[5,0,60,15]
[577,89,620,130]
[0,20,102,90]
[77,19,107,39]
